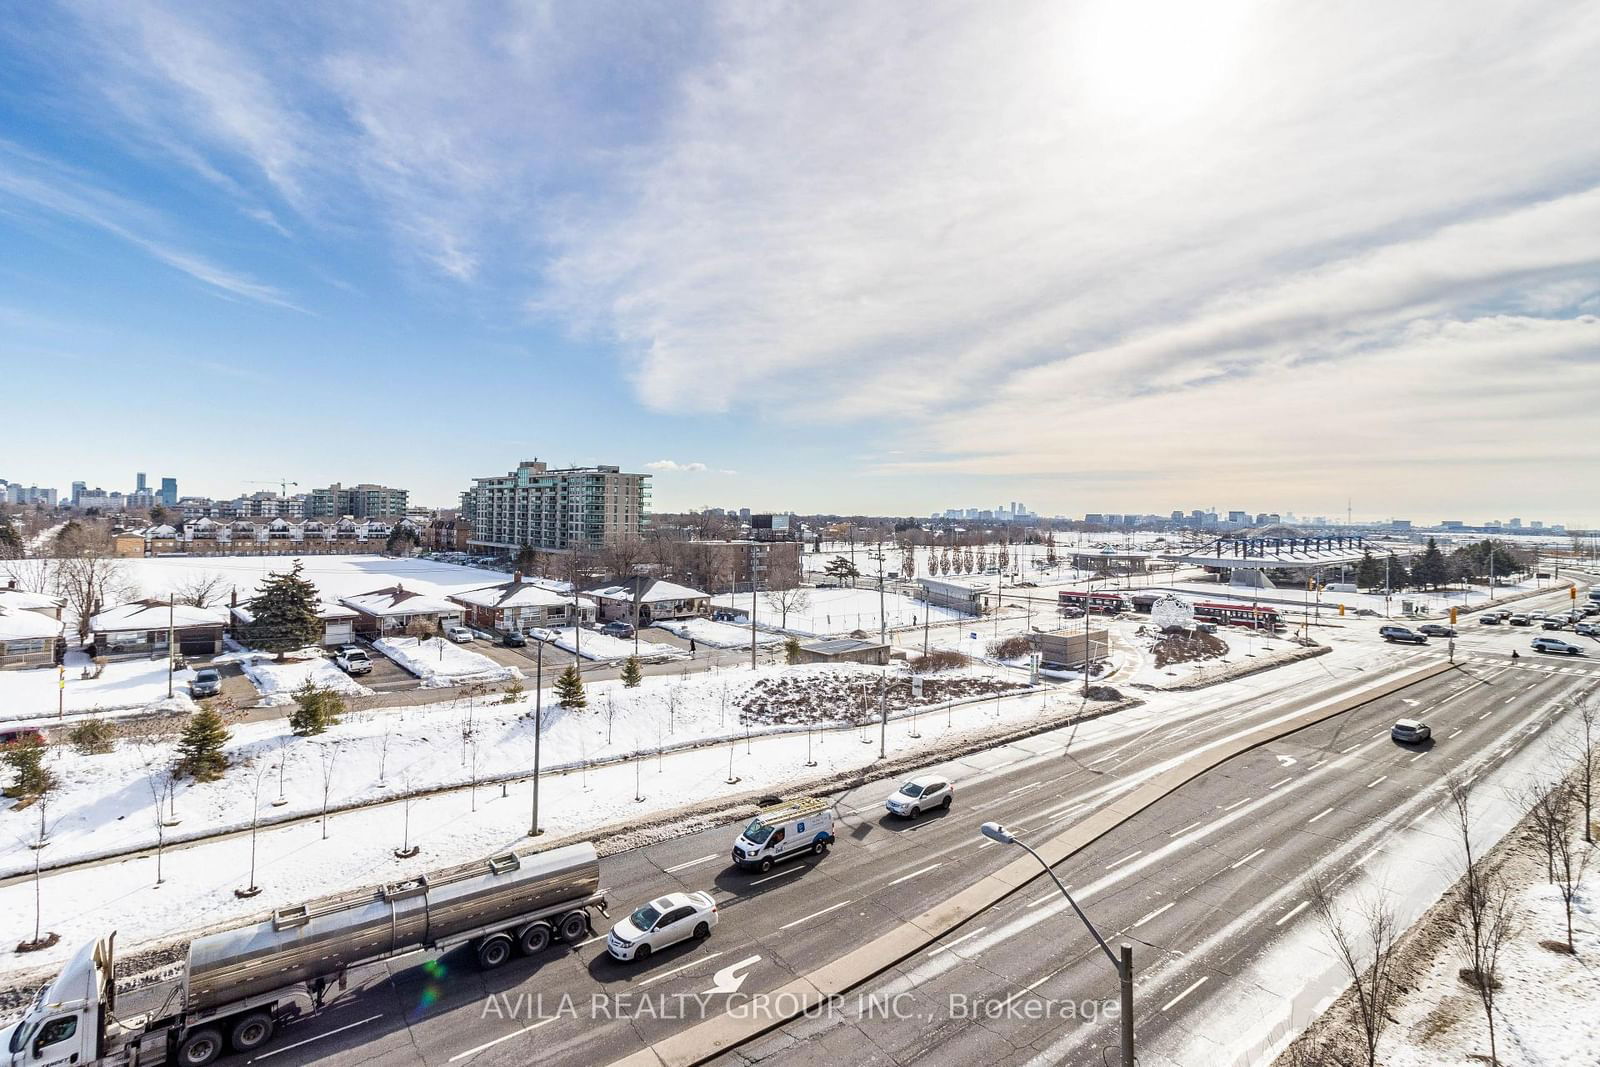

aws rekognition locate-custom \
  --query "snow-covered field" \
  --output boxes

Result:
[537,626,683,662]
[712,586,967,636]
[218,647,374,706]
[0,649,198,722]
[653,617,782,648]
[374,636,524,687]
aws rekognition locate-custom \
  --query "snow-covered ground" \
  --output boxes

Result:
[652,617,782,648]
[537,626,684,662]
[0,649,198,722]
[1151,576,1548,620]
[218,647,374,706]
[374,636,523,687]
[712,586,967,636]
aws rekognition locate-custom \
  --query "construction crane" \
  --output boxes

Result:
[245,479,299,498]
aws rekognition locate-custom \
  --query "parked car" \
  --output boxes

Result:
[1532,637,1585,655]
[600,620,635,639]
[1379,625,1426,644]
[606,891,718,961]
[189,667,222,698]
[1391,718,1432,744]
[1418,624,1456,637]
[885,774,954,818]
[1575,622,1600,637]
[502,630,528,647]
[446,625,475,643]
[334,646,372,675]
[1542,618,1568,630]
[0,728,46,747]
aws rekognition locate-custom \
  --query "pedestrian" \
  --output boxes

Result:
[689,637,697,654]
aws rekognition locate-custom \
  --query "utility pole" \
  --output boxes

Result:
[750,544,758,670]
[528,641,544,836]
[166,595,175,699]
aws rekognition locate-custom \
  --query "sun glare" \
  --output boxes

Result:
[1071,0,1252,122]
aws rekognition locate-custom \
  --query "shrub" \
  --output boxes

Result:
[987,635,1032,660]
[911,650,969,674]
[784,637,803,665]
[68,718,115,755]
[2,735,55,799]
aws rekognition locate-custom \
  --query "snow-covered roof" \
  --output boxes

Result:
[90,600,229,632]
[587,578,709,603]
[0,608,63,640]
[147,524,179,538]
[231,601,358,625]
[917,576,989,592]
[449,580,573,610]
[0,588,65,612]
[339,585,459,617]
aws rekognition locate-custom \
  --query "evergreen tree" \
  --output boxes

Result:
[244,562,323,661]
[1412,537,1449,589]
[1355,549,1382,590]
[290,681,343,736]
[554,664,587,710]
[823,556,860,587]
[385,524,421,556]
[0,521,22,558]
[175,706,231,782]
[1385,554,1410,592]
[2,735,56,799]
[785,636,803,664]
[620,655,643,688]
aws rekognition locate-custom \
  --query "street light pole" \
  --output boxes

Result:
[528,641,544,836]
[979,821,1133,1067]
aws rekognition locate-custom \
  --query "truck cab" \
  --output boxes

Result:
[4,938,108,1067]
[731,797,836,873]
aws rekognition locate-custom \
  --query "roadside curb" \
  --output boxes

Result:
[605,660,1456,1067]
[1137,643,1331,692]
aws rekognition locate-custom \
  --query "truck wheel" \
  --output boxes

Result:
[558,910,590,942]
[229,1012,274,1052]
[518,922,552,955]
[477,933,514,969]
[177,1028,224,1067]
[758,857,773,873]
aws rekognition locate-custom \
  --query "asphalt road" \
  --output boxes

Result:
[226,648,1595,1065]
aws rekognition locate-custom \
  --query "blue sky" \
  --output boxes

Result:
[3,2,1599,523]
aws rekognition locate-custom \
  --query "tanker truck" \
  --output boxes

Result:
[1,841,606,1067]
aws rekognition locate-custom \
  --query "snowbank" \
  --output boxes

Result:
[374,636,524,687]
[653,617,782,649]
[711,586,966,637]
[0,649,199,721]
[539,626,683,662]
[218,648,375,706]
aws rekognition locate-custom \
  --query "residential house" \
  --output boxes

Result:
[585,577,710,625]
[791,638,889,666]
[0,589,64,669]
[0,583,66,621]
[230,599,358,648]
[339,584,463,637]
[428,517,470,551]
[89,600,228,659]
[448,574,593,635]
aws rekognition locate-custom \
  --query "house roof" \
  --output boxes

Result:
[587,577,709,603]
[449,580,573,610]
[0,588,66,612]
[0,608,63,641]
[90,600,229,632]
[231,601,358,625]
[339,585,459,617]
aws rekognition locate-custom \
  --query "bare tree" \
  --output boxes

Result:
[55,555,135,640]
[13,798,60,951]
[172,571,229,608]
[1571,700,1597,844]
[376,722,394,788]
[131,740,178,886]
[1,557,53,593]
[236,760,270,898]
[394,770,419,858]
[762,583,811,631]
[1446,775,1513,1065]
[1307,874,1400,1067]
[1547,781,1592,953]
[1517,779,1564,883]
[314,742,341,840]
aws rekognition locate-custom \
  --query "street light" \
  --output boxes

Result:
[978,822,1134,1067]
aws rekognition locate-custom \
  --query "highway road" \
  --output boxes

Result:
[223,591,1597,1067]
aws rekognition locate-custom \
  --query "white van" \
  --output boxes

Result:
[731,797,836,872]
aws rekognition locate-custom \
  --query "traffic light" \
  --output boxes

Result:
[1449,606,1458,624]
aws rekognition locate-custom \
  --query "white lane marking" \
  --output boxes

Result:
[1105,850,1143,870]
[1503,696,1517,704]
[1088,754,1118,767]
[640,951,724,986]
[576,934,605,947]
[886,862,942,887]
[750,865,808,886]
[1133,902,1175,927]
[1367,776,1387,789]
[1004,780,1046,797]
[1479,711,1493,720]
[1161,975,1209,1012]
[447,1018,556,1062]
[779,899,851,930]
[1310,758,1328,769]
[1307,807,1335,824]
[257,1014,384,1060]
[1409,752,1427,762]
[1168,820,1205,838]
[1274,901,1310,927]
[664,853,720,874]
[1230,848,1266,870]
[1222,797,1253,812]
[1028,886,1069,908]
[1267,777,1293,790]
[1341,742,1362,753]
[927,926,989,957]
[1447,728,1463,738]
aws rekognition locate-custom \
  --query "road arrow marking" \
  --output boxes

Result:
[703,954,762,995]
[1275,754,1297,767]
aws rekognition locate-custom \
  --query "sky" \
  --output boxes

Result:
[2,1,1598,525]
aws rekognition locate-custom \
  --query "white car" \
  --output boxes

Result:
[885,774,954,818]
[446,625,475,643]
[607,891,718,961]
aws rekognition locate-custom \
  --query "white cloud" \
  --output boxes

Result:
[644,460,710,473]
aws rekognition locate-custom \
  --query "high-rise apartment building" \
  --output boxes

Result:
[460,460,649,554]
[306,483,410,519]
[159,477,178,507]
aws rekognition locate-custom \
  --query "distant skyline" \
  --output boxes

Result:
[4,2,1598,522]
